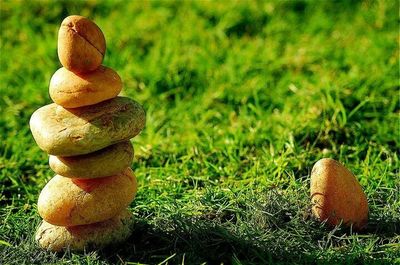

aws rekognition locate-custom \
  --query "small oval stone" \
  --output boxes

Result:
[49,141,133,179]
[38,168,137,226]
[58,15,106,73]
[30,97,146,156]
[49,66,122,108]
[36,209,133,252]
[310,158,368,230]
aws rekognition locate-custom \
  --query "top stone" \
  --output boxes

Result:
[58,15,106,73]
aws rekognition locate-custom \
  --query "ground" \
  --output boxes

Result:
[0,0,399,264]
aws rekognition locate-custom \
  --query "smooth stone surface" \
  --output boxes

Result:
[49,66,122,108]
[30,97,146,156]
[58,15,106,73]
[36,209,133,252]
[310,158,368,230]
[38,168,137,226]
[49,141,133,179]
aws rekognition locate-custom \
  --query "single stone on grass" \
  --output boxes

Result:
[38,168,137,226]
[49,66,122,108]
[310,158,368,230]
[49,141,133,179]
[36,209,133,252]
[30,97,146,156]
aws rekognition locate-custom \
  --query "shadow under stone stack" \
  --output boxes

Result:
[29,15,145,251]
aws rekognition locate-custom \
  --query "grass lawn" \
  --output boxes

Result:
[0,0,399,264]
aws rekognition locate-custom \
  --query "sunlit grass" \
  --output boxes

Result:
[0,0,399,264]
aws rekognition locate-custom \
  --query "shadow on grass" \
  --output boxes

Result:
[91,185,400,264]
[364,218,400,238]
[96,218,400,264]
[97,218,273,264]
[93,209,400,264]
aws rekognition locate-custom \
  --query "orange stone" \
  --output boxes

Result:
[38,168,137,226]
[58,15,106,73]
[49,66,122,108]
[310,158,368,230]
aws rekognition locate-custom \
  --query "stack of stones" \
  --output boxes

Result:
[30,15,146,251]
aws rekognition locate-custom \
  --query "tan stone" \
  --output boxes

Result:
[38,168,137,226]
[36,209,133,252]
[49,66,122,108]
[49,141,133,179]
[58,15,106,73]
[30,97,146,156]
[310,158,368,230]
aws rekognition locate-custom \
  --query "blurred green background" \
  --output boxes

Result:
[0,0,399,264]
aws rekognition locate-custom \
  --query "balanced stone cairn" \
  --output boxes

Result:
[30,15,145,251]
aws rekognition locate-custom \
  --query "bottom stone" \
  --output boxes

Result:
[35,209,133,252]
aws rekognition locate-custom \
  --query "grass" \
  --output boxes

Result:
[0,0,399,264]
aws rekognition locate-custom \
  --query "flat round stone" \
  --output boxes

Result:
[49,141,133,179]
[30,96,145,156]
[36,209,133,252]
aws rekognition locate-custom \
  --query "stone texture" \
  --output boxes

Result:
[310,158,368,230]
[36,209,133,252]
[30,97,146,156]
[49,141,133,179]
[49,66,122,108]
[58,15,106,73]
[38,168,137,226]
